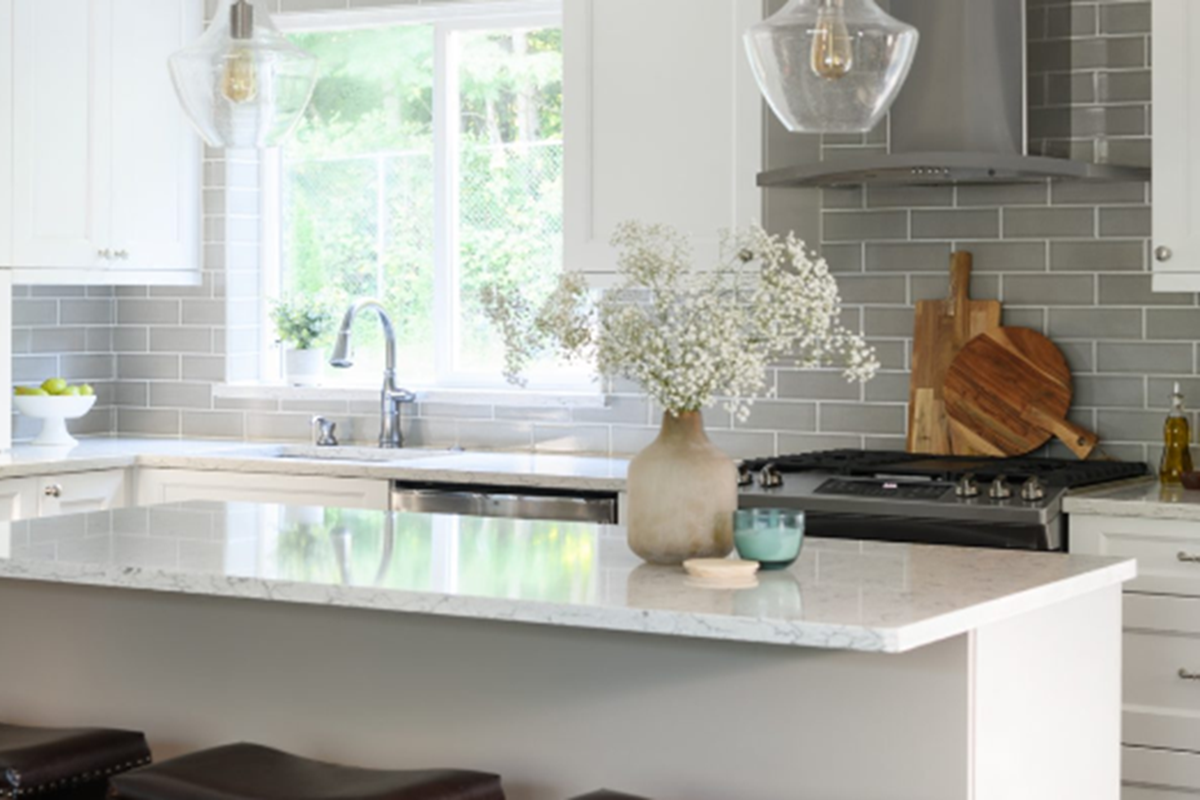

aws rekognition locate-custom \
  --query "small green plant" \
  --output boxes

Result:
[272,297,334,351]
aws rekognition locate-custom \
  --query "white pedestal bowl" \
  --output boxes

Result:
[14,395,97,447]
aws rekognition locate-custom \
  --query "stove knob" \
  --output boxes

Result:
[737,464,754,488]
[988,476,1013,500]
[955,474,980,499]
[758,464,784,489]
[1021,477,1047,502]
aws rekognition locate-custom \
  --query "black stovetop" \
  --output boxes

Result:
[740,450,1149,489]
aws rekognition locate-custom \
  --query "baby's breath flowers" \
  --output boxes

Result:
[480,221,879,422]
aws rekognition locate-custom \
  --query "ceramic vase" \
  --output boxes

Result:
[285,348,324,387]
[626,411,737,565]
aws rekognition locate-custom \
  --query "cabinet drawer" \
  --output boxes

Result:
[1073,515,1200,596]
[1124,745,1200,794]
[1125,596,1200,752]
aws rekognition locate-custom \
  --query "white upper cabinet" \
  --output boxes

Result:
[1152,0,1200,292]
[7,0,202,285]
[564,0,765,284]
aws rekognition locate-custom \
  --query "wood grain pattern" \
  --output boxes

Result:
[944,327,1100,460]
[907,252,1002,455]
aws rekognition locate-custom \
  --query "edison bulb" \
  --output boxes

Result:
[811,1,854,80]
[221,48,259,104]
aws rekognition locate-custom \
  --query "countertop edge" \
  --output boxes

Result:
[0,559,898,652]
[0,551,1136,655]
[892,558,1137,653]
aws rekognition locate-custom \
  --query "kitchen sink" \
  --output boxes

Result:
[268,446,458,463]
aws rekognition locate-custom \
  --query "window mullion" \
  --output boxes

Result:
[432,22,459,384]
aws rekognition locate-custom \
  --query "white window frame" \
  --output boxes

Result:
[260,0,580,392]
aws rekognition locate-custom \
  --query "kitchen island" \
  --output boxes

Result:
[0,503,1134,800]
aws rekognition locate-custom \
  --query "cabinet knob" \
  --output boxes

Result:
[43,484,62,498]
[97,248,112,259]
[1156,246,1174,263]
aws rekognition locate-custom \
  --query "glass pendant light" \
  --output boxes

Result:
[169,0,318,149]
[745,0,919,134]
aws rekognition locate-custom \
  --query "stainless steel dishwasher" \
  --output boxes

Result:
[390,482,619,524]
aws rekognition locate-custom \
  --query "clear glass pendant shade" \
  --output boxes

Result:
[745,0,919,134]
[169,0,318,149]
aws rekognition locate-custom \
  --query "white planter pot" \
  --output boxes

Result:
[626,411,737,565]
[285,348,325,387]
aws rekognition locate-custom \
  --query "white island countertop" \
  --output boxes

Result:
[0,501,1134,654]
[0,438,629,492]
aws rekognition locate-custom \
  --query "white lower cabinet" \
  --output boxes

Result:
[1074,513,1200,795]
[37,470,127,517]
[0,470,126,520]
[135,469,389,511]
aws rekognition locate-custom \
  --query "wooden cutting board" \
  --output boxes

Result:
[944,327,1100,460]
[906,252,1001,455]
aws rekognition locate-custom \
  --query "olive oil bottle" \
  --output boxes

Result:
[1161,382,1194,485]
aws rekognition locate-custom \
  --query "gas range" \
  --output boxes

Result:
[737,450,1149,551]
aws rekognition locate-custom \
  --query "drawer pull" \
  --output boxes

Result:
[1179,668,1200,681]
[1177,551,1200,563]
[43,485,62,499]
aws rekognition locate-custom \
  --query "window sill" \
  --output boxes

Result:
[213,383,609,410]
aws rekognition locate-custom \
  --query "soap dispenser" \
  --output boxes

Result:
[1161,382,1194,485]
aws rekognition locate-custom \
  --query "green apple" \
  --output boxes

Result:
[14,386,39,396]
[79,384,95,397]
[41,378,68,395]
[23,388,49,396]
[60,386,82,397]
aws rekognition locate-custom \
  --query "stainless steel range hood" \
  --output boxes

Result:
[757,0,1151,188]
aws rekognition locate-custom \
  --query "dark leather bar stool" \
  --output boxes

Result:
[109,743,504,800]
[0,722,151,800]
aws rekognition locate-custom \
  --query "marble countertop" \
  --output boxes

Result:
[0,501,1135,653]
[0,439,629,492]
[1063,478,1200,521]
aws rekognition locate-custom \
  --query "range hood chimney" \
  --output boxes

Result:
[757,0,1150,188]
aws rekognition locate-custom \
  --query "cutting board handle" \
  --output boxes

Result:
[947,251,973,318]
[1024,403,1100,460]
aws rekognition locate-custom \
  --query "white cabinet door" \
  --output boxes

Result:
[7,0,202,285]
[108,0,202,277]
[0,0,12,266]
[38,470,128,518]
[564,0,764,285]
[0,477,38,522]
[136,469,391,511]
[11,0,110,270]
[1152,0,1200,292]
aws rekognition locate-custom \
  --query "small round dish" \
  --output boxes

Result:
[682,558,760,589]
[13,395,97,447]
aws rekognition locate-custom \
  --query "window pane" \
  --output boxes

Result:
[453,26,565,377]
[282,25,437,384]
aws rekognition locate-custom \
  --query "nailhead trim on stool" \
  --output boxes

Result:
[0,724,152,800]
[109,743,505,800]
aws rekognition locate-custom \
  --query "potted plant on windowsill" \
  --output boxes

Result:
[272,297,334,387]
[481,221,879,566]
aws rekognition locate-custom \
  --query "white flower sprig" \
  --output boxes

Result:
[480,222,879,421]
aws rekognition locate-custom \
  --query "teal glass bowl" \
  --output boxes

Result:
[733,509,805,570]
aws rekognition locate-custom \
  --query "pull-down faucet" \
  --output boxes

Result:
[329,299,415,449]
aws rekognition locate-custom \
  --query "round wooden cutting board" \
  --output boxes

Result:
[943,327,1099,459]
